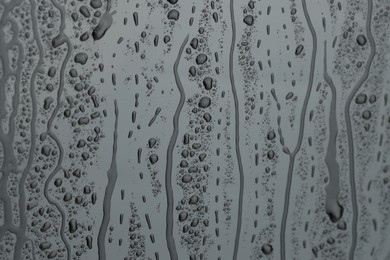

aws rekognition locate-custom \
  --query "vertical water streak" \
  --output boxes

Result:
[15,0,42,257]
[0,0,23,240]
[10,1,33,258]
[98,100,119,260]
[165,34,189,260]
[43,134,71,260]
[323,41,344,223]
[280,0,317,259]
[229,0,245,259]
[0,1,24,256]
[42,1,73,259]
[345,0,375,259]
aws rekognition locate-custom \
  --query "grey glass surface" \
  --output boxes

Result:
[0,0,389,259]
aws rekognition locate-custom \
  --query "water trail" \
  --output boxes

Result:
[0,0,23,241]
[345,1,375,259]
[323,41,344,223]
[48,0,71,109]
[19,1,43,236]
[229,0,245,258]
[29,239,37,260]
[43,134,71,260]
[6,17,23,166]
[280,0,317,259]
[106,0,112,12]
[11,1,36,258]
[97,100,119,260]
[148,107,161,127]
[41,1,73,259]
[165,34,189,260]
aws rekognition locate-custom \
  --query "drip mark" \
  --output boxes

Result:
[229,0,245,258]
[323,41,344,223]
[345,0,375,259]
[98,100,119,260]
[280,0,317,259]
[165,34,189,260]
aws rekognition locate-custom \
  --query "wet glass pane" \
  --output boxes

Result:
[0,0,389,259]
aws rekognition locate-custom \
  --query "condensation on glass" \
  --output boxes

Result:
[0,0,389,259]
